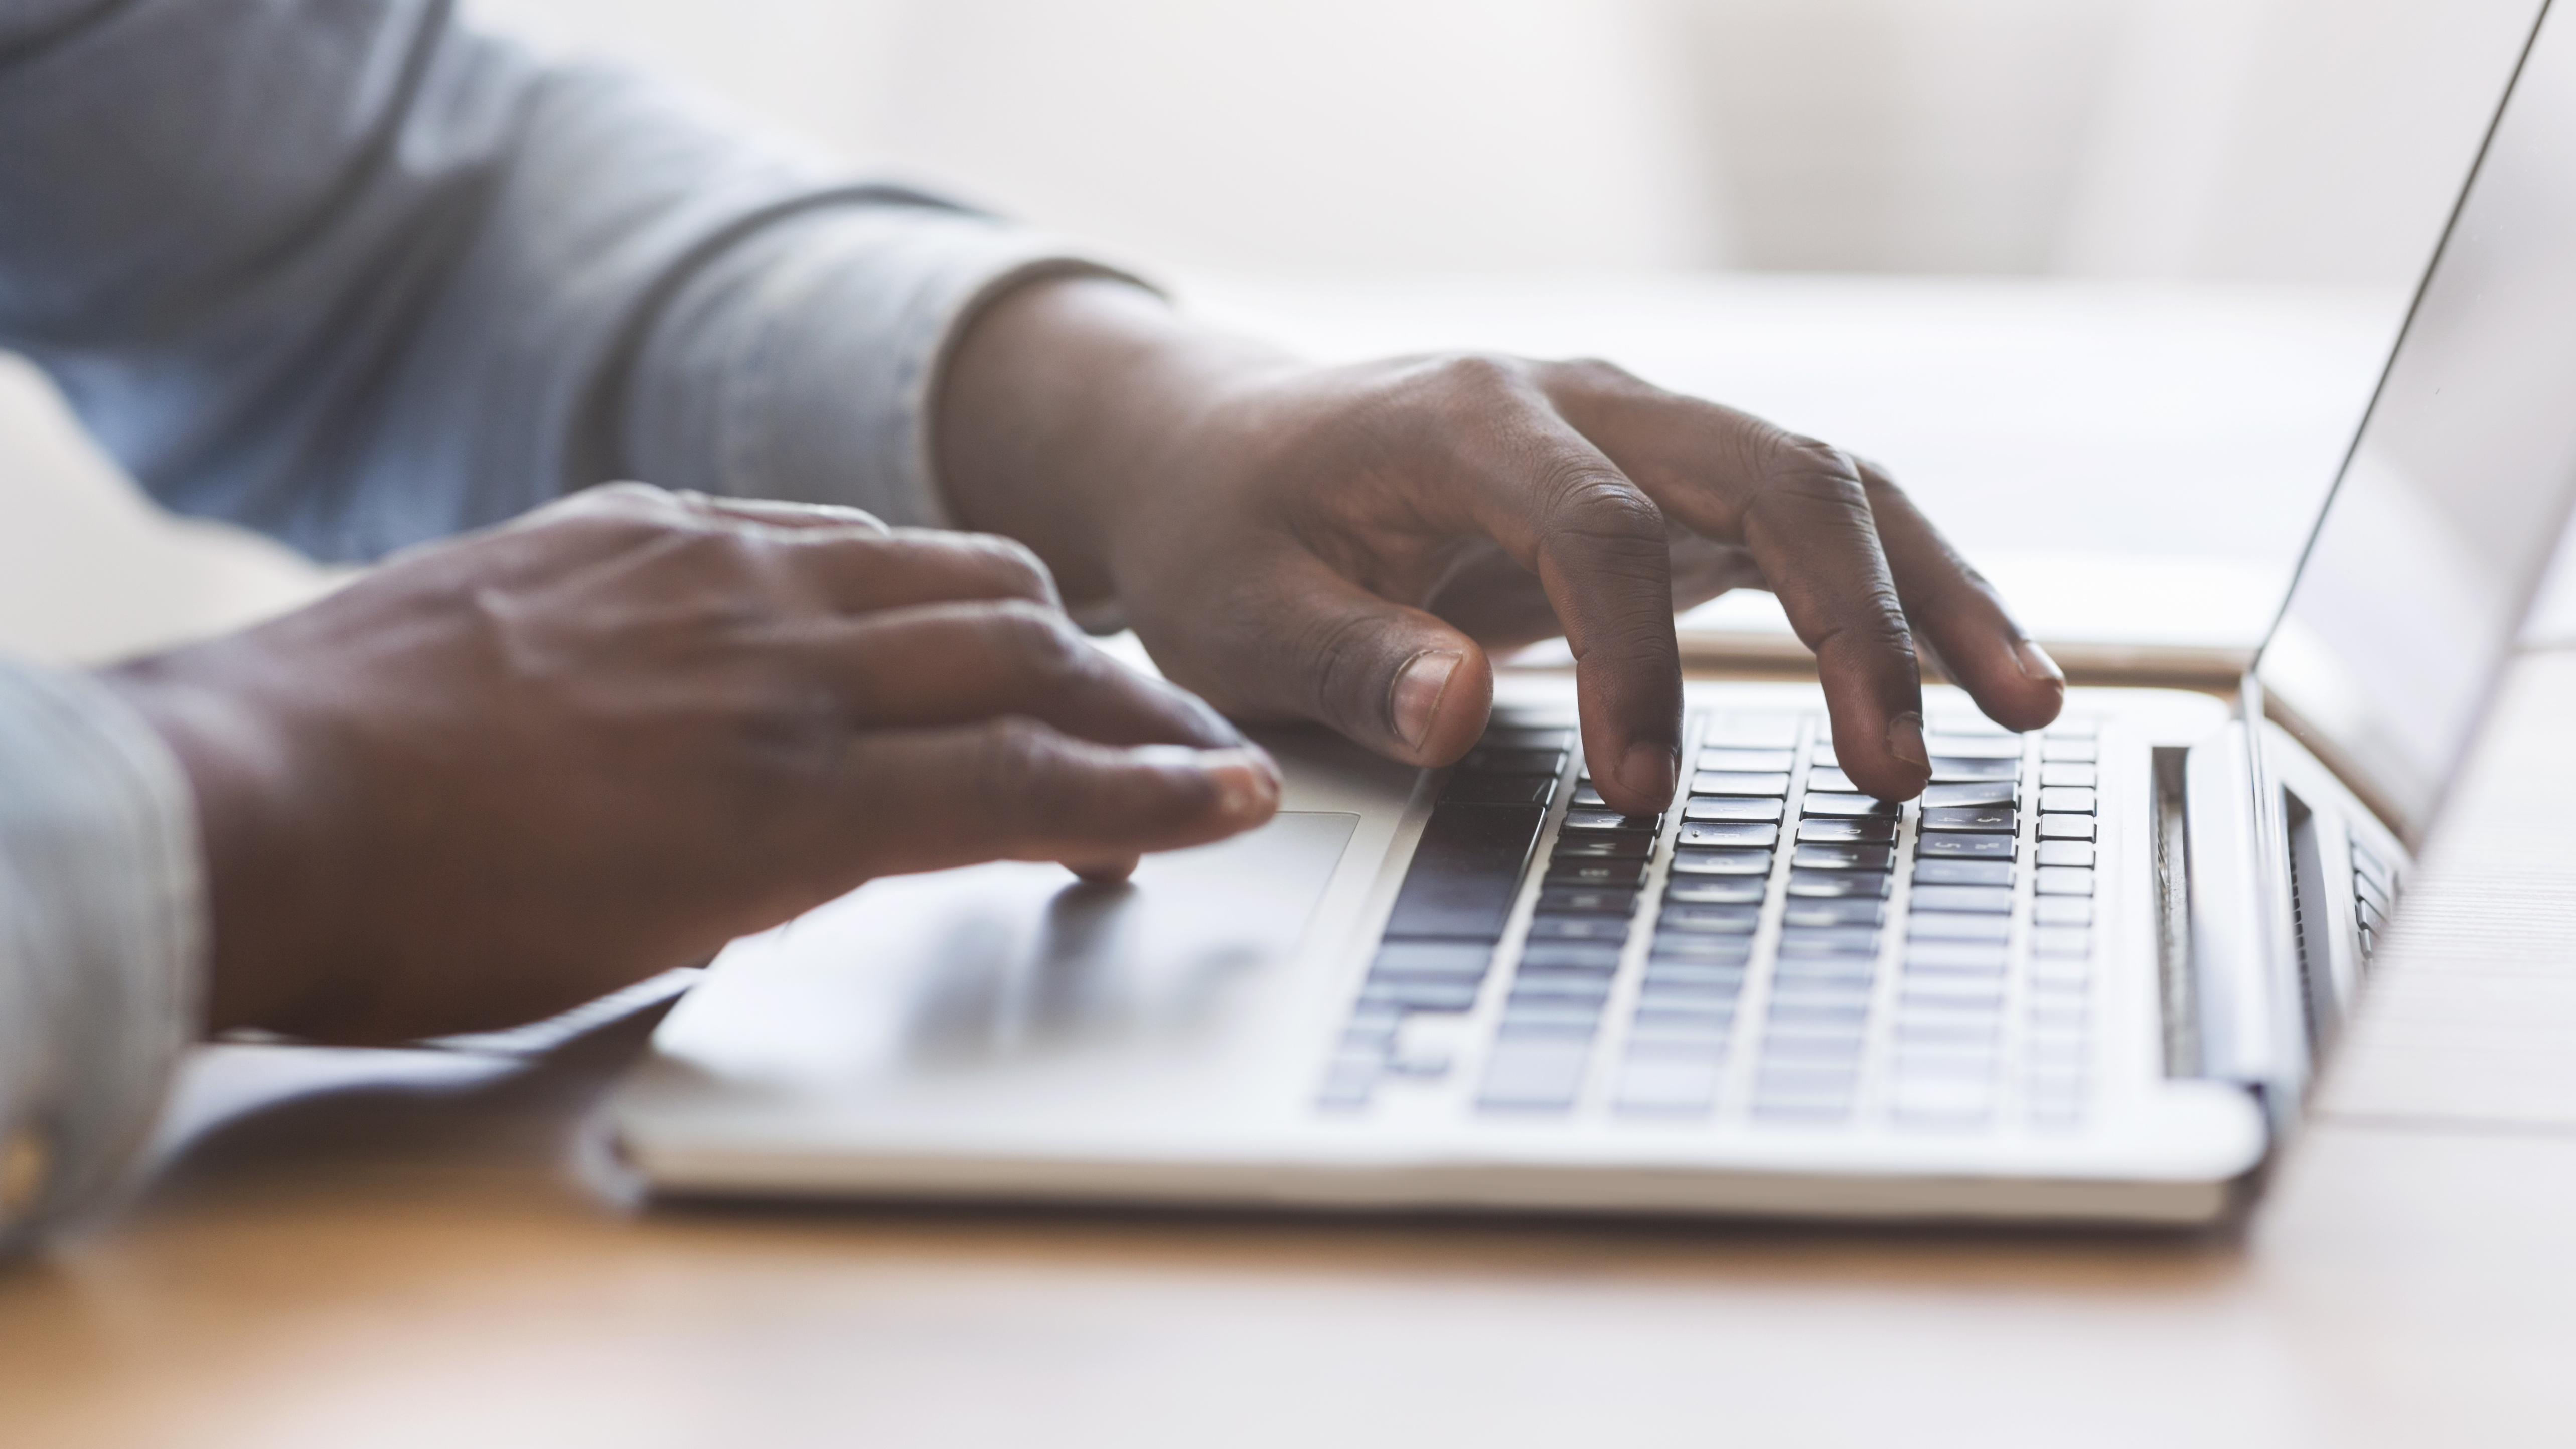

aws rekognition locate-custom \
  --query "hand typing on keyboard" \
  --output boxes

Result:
[940,278,2067,815]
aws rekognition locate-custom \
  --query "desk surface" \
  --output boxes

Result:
[7,655,2576,1449]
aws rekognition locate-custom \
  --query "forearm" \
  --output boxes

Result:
[0,0,1137,559]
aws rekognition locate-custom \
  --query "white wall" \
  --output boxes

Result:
[0,0,2545,663]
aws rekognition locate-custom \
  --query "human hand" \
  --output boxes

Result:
[939,280,2063,817]
[102,485,1278,1043]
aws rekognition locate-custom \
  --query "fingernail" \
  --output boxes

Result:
[2014,639,2065,687]
[1199,747,1282,822]
[1885,711,1929,769]
[1617,742,1678,808]
[1390,651,1463,750]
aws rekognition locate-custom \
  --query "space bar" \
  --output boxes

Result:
[1381,803,1547,940]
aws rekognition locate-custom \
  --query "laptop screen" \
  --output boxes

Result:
[2255,0,2576,844]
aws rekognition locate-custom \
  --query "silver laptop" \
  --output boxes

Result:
[609,0,2576,1225]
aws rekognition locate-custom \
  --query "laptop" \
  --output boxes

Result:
[608,0,2576,1224]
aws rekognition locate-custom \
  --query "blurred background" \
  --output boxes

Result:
[0,0,2545,663]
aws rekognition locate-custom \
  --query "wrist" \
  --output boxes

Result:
[936,276,1292,612]
[96,654,340,1036]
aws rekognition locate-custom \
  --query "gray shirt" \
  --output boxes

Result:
[0,0,1126,1250]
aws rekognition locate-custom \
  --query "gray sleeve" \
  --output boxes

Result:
[0,0,1145,557]
[0,661,204,1255]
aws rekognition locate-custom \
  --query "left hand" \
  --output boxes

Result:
[939,279,2065,816]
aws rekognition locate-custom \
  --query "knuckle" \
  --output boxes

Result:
[1807,604,1917,669]
[985,599,1091,678]
[1551,355,1647,392]
[970,716,1062,831]
[1545,472,1668,554]
[971,534,1059,603]
[1431,351,1524,391]
[1402,351,1532,412]
[1750,433,1868,508]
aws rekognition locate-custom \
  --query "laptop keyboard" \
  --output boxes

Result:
[1322,711,2101,1130]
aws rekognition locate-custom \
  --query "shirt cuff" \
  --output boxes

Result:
[0,661,204,1254]
[616,203,1156,529]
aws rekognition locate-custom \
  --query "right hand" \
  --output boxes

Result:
[102,484,1280,1044]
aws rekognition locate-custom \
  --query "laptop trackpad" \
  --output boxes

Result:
[658,811,1360,1088]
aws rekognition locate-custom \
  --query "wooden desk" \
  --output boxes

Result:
[8,657,2576,1449]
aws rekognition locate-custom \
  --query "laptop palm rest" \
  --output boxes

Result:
[642,812,1360,1109]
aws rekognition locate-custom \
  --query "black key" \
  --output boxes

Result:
[1683,797,1784,823]
[1923,781,2017,809]
[1562,808,1661,833]
[1457,746,1568,776]
[1782,898,1886,929]
[1698,748,1795,773]
[1691,771,1791,797]
[1765,1000,1872,1027]
[1922,735,2021,759]
[1786,867,1892,898]
[1359,978,1481,1011]
[1922,805,2016,833]
[1658,903,1759,934]
[1664,876,1765,905]
[1630,1003,1736,1030]
[1914,858,2013,887]
[1917,833,2014,860]
[1772,956,1875,984]
[1908,884,2013,914]
[1929,755,2019,782]
[1519,941,1624,972]
[1669,847,1774,876]
[1527,915,1630,943]
[1537,886,1638,915]
[1806,766,1860,793]
[1642,962,1747,990]
[1553,832,1655,860]
[1678,820,1780,848]
[1369,940,1495,981]
[1478,726,1576,752]
[1496,1010,1602,1040]
[1801,792,1901,818]
[1441,773,1559,806]
[1509,978,1613,1006]
[1546,858,1649,888]
[1702,721,1800,748]
[1778,926,1882,958]
[1792,843,1895,872]
[1381,803,1547,940]
[1798,816,1897,844]
[1570,784,1610,807]
[1651,932,1754,964]
[1760,1030,1866,1060]
[1637,978,1742,1005]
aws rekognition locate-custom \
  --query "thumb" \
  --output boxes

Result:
[1174,555,1496,767]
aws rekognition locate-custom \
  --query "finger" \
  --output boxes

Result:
[548,482,893,535]
[1536,366,1928,801]
[1855,459,2065,733]
[487,486,1065,616]
[668,491,893,535]
[1166,548,1495,770]
[806,599,1244,748]
[836,726,1281,880]
[1066,853,1142,884]
[1397,368,1683,815]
